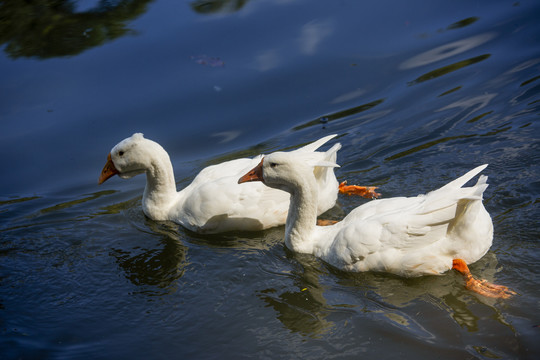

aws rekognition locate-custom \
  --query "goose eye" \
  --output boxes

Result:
[270,162,278,168]
[119,151,124,156]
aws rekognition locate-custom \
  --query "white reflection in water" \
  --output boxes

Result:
[252,19,333,71]
[254,48,281,71]
[507,58,540,73]
[331,88,367,104]
[211,131,241,143]
[298,19,334,55]
[400,33,496,70]
[437,93,497,115]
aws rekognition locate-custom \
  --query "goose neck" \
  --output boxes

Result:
[142,153,178,217]
[284,179,319,254]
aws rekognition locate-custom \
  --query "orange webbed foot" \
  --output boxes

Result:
[316,219,339,226]
[339,181,381,199]
[452,259,516,299]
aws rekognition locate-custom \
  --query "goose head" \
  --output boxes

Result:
[98,133,166,184]
[238,151,339,193]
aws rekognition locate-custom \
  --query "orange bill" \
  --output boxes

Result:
[238,159,264,184]
[98,153,119,184]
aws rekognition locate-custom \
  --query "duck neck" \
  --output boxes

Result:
[142,152,178,219]
[284,176,319,254]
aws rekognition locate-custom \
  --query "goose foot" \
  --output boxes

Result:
[339,181,380,199]
[452,259,515,299]
[317,219,339,226]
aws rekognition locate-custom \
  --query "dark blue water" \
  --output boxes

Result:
[1,0,539,359]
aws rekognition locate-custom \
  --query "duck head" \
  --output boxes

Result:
[98,133,162,184]
[238,151,339,193]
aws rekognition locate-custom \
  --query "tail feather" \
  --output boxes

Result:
[421,165,489,214]
[403,166,490,247]
[440,164,488,191]
[323,142,341,163]
[472,175,489,199]
[313,142,341,180]
[294,134,338,153]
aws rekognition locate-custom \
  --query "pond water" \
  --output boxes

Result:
[1,0,540,359]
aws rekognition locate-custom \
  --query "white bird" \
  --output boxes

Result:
[98,133,378,234]
[238,151,515,298]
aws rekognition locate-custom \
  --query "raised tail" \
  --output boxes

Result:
[294,134,338,153]
[302,136,341,213]
[402,165,492,250]
[322,142,341,163]
[289,134,341,180]
[422,165,489,215]
[439,164,488,192]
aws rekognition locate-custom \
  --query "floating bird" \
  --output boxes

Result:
[99,133,378,233]
[239,151,514,298]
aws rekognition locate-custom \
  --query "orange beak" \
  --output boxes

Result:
[98,153,119,184]
[238,159,264,184]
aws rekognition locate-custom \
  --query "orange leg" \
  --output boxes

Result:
[316,219,339,226]
[452,259,516,299]
[339,181,381,199]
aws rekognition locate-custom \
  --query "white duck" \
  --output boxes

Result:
[238,151,515,298]
[98,133,378,234]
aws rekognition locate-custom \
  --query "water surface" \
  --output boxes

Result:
[1,0,539,359]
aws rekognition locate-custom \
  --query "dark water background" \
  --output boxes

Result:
[1,0,539,359]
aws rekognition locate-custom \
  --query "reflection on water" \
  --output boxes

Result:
[37,190,117,216]
[407,54,491,86]
[111,230,188,294]
[190,0,249,15]
[257,253,335,338]
[257,249,516,342]
[0,195,41,207]
[446,17,479,31]
[1,0,539,358]
[438,93,497,117]
[0,0,153,58]
[258,287,334,337]
[400,33,496,70]
[106,205,189,294]
[293,99,385,131]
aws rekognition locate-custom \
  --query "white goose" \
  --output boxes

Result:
[98,133,378,234]
[238,151,515,298]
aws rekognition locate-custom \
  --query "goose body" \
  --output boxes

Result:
[239,151,514,298]
[99,133,343,233]
[314,167,493,277]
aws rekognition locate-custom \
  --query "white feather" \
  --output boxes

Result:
[256,151,494,278]
[100,133,343,234]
